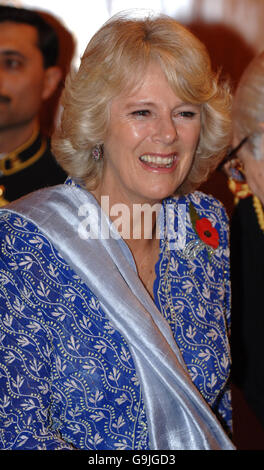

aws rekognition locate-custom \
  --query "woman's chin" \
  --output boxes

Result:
[139,187,176,205]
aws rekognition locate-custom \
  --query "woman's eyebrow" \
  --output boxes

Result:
[125,101,155,108]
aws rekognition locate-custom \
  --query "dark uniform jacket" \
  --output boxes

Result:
[0,128,67,205]
[230,195,264,428]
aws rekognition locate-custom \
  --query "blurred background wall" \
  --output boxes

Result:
[3,0,264,70]
[1,0,264,449]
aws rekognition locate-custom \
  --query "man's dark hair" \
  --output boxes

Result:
[0,5,59,68]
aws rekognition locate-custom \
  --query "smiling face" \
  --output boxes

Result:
[95,63,201,206]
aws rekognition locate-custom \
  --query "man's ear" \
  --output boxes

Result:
[42,66,62,100]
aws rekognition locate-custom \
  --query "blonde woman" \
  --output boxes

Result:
[0,12,234,450]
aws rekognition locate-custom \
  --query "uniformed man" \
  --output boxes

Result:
[0,5,67,206]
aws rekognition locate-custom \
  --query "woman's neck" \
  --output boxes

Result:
[90,187,162,247]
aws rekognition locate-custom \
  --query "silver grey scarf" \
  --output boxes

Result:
[5,184,235,450]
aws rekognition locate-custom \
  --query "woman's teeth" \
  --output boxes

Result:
[139,154,176,168]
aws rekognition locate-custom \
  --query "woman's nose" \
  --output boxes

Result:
[152,117,178,145]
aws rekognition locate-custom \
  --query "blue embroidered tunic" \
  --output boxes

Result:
[0,184,231,450]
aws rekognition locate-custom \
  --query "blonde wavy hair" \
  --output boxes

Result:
[233,51,264,161]
[52,11,232,194]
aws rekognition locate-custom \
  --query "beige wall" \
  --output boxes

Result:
[183,0,264,90]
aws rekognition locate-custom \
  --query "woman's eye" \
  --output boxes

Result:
[178,111,196,118]
[132,110,150,117]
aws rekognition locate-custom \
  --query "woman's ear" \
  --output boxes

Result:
[42,66,63,101]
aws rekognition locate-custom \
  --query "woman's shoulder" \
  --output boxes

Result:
[0,178,79,235]
[164,191,229,222]
[0,209,60,268]
[0,208,42,237]
[162,191,230,251]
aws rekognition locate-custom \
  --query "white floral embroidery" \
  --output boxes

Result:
[0,187,232,450]
[0,210,149,449]
[154,193,232,431]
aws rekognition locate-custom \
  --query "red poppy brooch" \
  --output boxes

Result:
[186,203,219,260]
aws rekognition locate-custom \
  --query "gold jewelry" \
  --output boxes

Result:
[0,124,46,176]
[0,185,8,206]
[253,195,264,233]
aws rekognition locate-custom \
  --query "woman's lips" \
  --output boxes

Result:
[139,153,178,172]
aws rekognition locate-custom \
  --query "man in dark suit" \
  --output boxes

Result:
[0,5,67,205]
